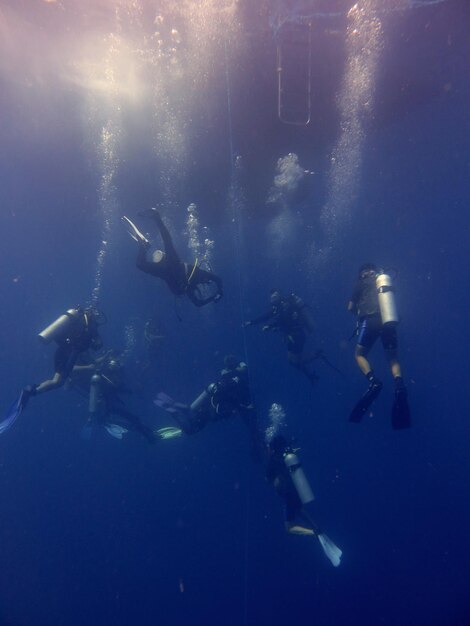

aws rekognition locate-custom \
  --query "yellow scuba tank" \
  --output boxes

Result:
[38,308,82,344]
[375,273,398,325]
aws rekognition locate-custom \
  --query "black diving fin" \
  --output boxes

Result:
[392,388,411,430]
[349,380,383,423]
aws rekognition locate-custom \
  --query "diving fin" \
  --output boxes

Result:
[392,388,411,430]
[349,380,383,423]
[0,388,31,435]
[156,426,183,440]
[317,533,342,567]
[121,216,149,245]
[154,392,179,414]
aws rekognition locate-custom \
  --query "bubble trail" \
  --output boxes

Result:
[265,403,286,445]
[318,0,383,257]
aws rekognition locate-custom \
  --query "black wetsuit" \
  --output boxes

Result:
[212,363,253,417]
[54,311,102,379]
[249,294,311,355]
[174,362,260,452]
[350,276,397,356]
[177,364,252,432]
[136,211,223,307]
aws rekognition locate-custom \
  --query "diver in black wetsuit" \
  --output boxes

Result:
[22,306,103,406]
[0,306,104,434]
[124,208,223,307]
[155,355,261,457]
[244,289,317,385]
[265,434,342,566]
[75,353,156,443]
[348,263,410,428]
[266,435,316,536]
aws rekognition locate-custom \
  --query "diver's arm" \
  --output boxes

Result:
[347,300,357,314]
[72,363,96,373]
[348,281,361,314]
[245,310,273,327]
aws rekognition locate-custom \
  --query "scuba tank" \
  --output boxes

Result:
[284,450,315,505]
[376,273,398,325]
[38,308,82,344]
[190,389,210,414]
[89,374,102,413]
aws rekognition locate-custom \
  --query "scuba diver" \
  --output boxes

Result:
[73,352,157,444]
[122,208,223,307]
[243,289,318,385]
[265,435,342,567]
[1,306,104,434]
[155,355,261,456]
[348,263,410,429]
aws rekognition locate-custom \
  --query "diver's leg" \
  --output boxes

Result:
[35,372,65,394]
[285,498,314,535]
[152,211,180,265]
[390,360,402,378]
[355,318,380,379]
[382,325,401,379]
[299,510,319,535]
[382,327,410,428]
[354,345,373,377]
[349,319,384,422]
[35,346,78,394]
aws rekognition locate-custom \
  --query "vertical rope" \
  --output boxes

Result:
[224,38,250,626]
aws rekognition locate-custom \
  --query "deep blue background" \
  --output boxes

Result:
[1,1,469,625]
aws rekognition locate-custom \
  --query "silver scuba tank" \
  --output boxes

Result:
[190,389,210,414]
[376,273,398,325]
[89,374,102,413]
[38,308,81,344]
[284,452,315,505]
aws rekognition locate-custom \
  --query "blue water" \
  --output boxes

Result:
[1,1,469,625]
